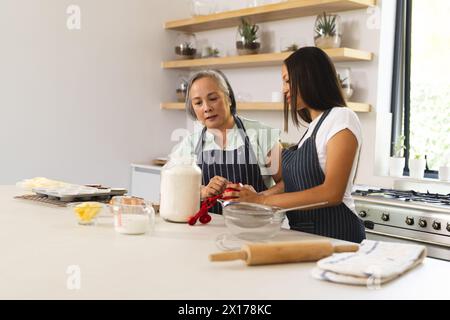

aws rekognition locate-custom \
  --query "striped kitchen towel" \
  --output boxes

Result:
[311,240,427,286]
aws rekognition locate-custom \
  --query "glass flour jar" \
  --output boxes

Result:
[160,155,202,223]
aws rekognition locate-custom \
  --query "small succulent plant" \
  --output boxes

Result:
[238,18,259,44]
[236,18,261,55]
[394,136,406,158]
[175,42,197,57]
[204,46,220,58]
[283,44,299,52]
[315,12,337,38]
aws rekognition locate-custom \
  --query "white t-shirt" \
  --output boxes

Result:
[297,107,362,214]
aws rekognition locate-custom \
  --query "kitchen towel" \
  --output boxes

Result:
[311,240,427,286]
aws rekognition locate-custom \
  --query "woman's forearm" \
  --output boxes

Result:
[261,183,343,209]
[259,181,285,197]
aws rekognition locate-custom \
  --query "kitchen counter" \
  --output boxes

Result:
[1,186,449,300]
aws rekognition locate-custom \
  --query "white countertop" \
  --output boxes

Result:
[1,186,449,300]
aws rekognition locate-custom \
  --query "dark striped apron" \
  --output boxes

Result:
[195,116,267,214]
[282,109,366,243]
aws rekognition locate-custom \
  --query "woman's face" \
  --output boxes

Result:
[190,77,232,129]
[282,64,306,110]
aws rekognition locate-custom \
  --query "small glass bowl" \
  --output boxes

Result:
[109,196,155,235]
[222,202,286,241]
[68,202,105,226]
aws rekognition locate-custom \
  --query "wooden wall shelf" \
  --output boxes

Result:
[165,0,376,32]
[162,48,373,69]
[161,102,372,113]
[162,1,375,114]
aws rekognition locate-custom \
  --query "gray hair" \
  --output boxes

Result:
[185,69,237,119]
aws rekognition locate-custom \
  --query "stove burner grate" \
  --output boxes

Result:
[353,189,450,206]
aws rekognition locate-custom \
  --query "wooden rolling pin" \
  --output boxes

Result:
[209,240,359,266]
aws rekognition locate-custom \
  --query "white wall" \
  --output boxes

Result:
[0,0,189,188]
[0,0,397,190]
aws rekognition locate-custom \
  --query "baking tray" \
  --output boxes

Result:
[14,194,110,207]
[31,186,127,202]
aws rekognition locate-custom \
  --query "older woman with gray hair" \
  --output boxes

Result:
[171,70,282,214]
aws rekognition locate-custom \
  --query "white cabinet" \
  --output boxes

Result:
[130,164,162,202]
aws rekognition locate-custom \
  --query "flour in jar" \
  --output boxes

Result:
[160,156,202,223]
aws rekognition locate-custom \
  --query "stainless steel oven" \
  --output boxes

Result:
[353,189,450,261]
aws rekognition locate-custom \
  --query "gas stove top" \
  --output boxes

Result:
[353,188,450,206]
[352,188,450,261]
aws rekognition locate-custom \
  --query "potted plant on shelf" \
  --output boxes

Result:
[176,77,188,102]
[409,150,426,179]
[236,18,261,55]
[175,42,197,59]
[338,73,353,100]
[314,12,342,49]
[389,136,406,177]
[201,46,220,58]
[281,43,299,53]
[175,33,198,59]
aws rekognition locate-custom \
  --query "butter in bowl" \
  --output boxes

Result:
[69,202,105,226]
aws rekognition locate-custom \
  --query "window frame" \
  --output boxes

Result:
[391,0,439,179]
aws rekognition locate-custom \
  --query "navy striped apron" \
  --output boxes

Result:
[282,109,366,243]
[195,116,267,215]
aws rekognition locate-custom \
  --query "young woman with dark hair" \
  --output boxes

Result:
[227,47,366,243]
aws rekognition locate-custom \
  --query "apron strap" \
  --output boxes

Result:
[311,109,333,138]
[194,116,259,167]
[233,115,253,165]
[289,109,333,151]
[290,129,309,151]
[194,126,208,162]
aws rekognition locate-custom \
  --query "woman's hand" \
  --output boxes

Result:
[223,183,266,204]
[201,176,229,199]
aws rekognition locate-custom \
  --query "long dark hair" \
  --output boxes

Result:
[283,47,346,130]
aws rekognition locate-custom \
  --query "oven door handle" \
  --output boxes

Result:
[366,230,450,248]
